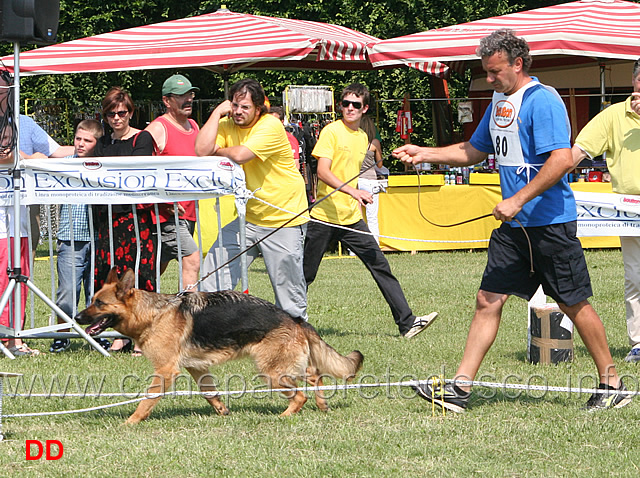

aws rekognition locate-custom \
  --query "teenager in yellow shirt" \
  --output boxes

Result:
[304,83,438,338]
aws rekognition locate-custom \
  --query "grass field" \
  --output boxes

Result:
[1,248,639,476]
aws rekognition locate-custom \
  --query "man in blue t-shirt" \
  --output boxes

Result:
[393,29,630,413]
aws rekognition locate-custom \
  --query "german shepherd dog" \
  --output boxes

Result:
[75,268,364,424]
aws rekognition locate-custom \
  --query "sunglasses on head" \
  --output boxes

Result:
[341,99,363,110]
[106,110,129,118]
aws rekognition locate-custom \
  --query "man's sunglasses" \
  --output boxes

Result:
[341,99,363,110]
[105,110,129,118]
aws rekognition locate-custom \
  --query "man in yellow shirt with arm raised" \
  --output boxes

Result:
[195,79,308,320]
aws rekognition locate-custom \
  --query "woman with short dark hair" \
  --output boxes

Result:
[93,87,156,355]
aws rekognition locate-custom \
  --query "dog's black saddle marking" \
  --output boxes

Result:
[182,290,291,349]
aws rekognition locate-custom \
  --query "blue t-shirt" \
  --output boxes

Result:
[18,114,60,156]
[470,82,575,227]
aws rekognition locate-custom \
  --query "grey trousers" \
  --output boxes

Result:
[621,236,640,348]
[201,217,308,321]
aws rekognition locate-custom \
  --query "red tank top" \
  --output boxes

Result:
[153,116,199,222]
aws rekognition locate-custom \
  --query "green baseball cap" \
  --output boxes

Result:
[162,74,200,96]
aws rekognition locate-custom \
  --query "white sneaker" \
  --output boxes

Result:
[624,346,640,363]
[404,312,439,339]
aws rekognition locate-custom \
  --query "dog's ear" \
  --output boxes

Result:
[116,268,136,298]
[106,267,120,284]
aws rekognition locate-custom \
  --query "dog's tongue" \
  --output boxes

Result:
[85,320,107,336]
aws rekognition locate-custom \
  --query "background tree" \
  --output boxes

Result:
[0,0,572,164]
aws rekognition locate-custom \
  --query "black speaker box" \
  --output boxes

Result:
[0,0,60,44]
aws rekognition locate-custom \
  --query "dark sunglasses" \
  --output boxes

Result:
[105,110,129,118]
[341,99,363,110]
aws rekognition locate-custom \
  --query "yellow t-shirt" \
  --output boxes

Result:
[311,120,368,225]
[575,97,640,194]
[217,114,308,227]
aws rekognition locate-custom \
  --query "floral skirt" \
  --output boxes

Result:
[93,205,156,292]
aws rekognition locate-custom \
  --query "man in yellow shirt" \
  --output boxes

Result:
[304,83,438,338]
[195,79,308,320]
[572,58,640,363]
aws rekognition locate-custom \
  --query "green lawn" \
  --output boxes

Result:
[1,249,639,476]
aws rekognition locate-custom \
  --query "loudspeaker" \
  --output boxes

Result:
[0,0,59,44]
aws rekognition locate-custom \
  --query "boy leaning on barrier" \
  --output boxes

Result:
[50,120,111,353]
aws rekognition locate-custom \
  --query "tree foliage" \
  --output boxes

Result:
[0,0,562,155]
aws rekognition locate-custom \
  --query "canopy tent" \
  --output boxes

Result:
[3,8,379,74]
[368,0,640,76]
[0,7,404,97]
[368,0,640,141]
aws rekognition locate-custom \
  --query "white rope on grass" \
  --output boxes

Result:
[3,378,639,418]
[433,379,640,396]
[3,397,147,418]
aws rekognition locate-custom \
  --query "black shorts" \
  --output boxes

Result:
[480,221,592,307]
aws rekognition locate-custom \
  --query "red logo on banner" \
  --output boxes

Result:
[82,160,102,170]
[218,161,234,170]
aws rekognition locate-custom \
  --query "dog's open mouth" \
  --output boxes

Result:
[85,316,116,336]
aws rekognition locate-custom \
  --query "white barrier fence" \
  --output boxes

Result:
[0,156,247,351]
[575,190,640,236]
[1,157,639,351]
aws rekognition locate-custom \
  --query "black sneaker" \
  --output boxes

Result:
[49,338,70,353]
[412,381,470,413]
[583,380,632,411]
[95,338,111,351]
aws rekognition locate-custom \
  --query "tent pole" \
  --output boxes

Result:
[599,61,606,111]
[2,42,109,359]
[223,71,230,100]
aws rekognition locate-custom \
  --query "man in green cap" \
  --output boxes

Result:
[146,74,201,290]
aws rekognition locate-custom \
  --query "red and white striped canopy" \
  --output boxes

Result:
[368,0,640,74]
[1,8,384,75]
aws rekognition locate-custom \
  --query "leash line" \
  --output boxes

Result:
[182,161,379,295]
[414,165,494,227]
[4,378,638,418]
[413,166,534,275]
[251,196,491,244]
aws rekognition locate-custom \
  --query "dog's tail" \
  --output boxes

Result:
[303,324,363,381]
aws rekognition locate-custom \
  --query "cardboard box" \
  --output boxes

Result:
[528,304,573,364]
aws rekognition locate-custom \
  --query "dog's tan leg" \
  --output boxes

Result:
[274,375,307,417]
[125,367,179,425]
[186,367,229,416]
[306,371,329,412]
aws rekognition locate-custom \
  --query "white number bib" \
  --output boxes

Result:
[489,80,538,168]
[488,80,569,182]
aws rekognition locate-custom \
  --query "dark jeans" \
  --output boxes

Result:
[303,219,415,334]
